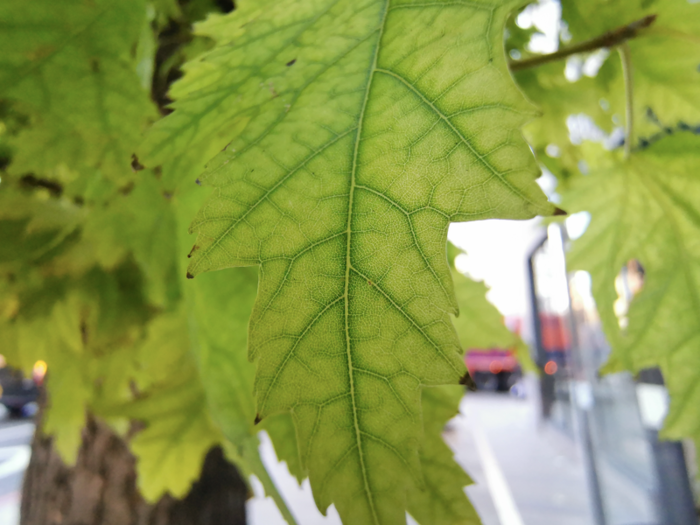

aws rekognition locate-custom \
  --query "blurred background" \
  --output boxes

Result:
[1,210,697,525]
[1,0,698,523]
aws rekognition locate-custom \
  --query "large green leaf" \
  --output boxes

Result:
[141,1,554,522]
[0,0,157,187]
[561,134,700,453]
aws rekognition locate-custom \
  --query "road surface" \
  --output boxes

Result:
[2,380,647,525]
[0,408,34,525]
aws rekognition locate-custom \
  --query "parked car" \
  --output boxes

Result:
[0,357,46,417]
[465,348,521,392]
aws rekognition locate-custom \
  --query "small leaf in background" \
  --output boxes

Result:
[0,0,158,188]
[562,134,700,465]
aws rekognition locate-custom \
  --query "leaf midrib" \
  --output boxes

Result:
[344,1,390,522]
[374,67,540,210]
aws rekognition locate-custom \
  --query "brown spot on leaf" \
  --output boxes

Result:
[254,414,262,425]
[119,182,134,195]
[186,272,194,279]
[80,319,89,346]
[19,174,62,197]
[553,207,568,216]
[131,154,144,172]
[286,58,296,67]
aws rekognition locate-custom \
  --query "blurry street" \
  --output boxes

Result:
[0,378,660,525]
[450,388,593,525]
[249,375,599,525]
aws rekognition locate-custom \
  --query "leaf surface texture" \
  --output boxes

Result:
[142,0,553,522]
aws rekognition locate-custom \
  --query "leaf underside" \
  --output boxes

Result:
[142,0,553,523]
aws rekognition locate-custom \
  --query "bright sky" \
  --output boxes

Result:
[448,218,543,317]
[446,1,568,326]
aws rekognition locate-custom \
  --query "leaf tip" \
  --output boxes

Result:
[186,272,195,279]
[459,371,477,391]
[254,414,262,425]
[553,207,568,216]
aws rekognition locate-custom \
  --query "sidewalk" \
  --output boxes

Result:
[0,491,19,525]
[449,389,594,525]
[0,381,600,525]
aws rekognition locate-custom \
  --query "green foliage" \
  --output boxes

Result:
[4,0,699,524]
[0,0,157,188]
[560,0,700,138]
[561,136,700,457]
[509,0,700,472]
[516,0,700,175]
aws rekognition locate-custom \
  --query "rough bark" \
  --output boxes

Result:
[21,414,248,525]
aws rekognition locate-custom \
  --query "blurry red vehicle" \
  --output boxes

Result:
[465,348,520,392]
[464,317,522,392]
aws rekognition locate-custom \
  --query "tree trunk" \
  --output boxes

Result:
[21,413,248,525]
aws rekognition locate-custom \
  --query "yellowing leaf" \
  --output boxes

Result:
[43,359,89,465]
[141,1,554,522]
[128,386,223,501]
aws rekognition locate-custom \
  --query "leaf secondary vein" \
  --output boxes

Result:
[190,127,356,269]
[374,67,539,210]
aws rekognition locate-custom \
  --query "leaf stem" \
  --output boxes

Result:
[508,14,656,72]
[243,446,299,525]
[618,42,634,158]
